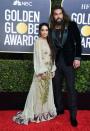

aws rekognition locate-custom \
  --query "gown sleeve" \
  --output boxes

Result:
[34,39,48,75]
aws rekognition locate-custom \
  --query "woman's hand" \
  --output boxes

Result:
[41,73,47,79]
[37,71,55,79]
[37,72,47,79]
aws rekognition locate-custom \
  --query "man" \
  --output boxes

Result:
[49,5,81,127]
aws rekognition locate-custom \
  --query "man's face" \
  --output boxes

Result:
[53,9,64,25]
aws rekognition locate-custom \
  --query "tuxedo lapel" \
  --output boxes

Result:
[51,26,68,48]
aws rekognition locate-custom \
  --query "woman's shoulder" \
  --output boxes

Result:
[35,37,44,43]
[34,37,40,45]
[35,37,47,44]
[35,37,40,43]
[34,37,43,48]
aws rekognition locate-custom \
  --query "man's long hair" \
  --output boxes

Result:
[49,5,70,29]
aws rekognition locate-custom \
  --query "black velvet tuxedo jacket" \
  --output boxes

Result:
[49,21,82,66]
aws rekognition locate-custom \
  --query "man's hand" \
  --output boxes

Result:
[73,60,80,69]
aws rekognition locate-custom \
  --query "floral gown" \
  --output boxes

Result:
[13,37,57,125]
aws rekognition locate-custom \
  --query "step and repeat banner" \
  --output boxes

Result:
[0,0,90,55]
[62,0,90,55]
[0,0,51,53]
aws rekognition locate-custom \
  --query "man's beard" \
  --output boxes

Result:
[54,18,63,26]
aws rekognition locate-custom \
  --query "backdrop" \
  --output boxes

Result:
[0,0,51,53]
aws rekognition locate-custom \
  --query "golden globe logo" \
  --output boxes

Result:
[0,0,51,53]
[71,13,90,37]
[81,25,90,37]
[4,9,40,46]
[16,23,28,34]
[62,0,90,55]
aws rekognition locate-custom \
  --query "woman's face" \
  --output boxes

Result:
[40,25,48,38]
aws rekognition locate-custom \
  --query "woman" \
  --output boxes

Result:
[13,23,57,125]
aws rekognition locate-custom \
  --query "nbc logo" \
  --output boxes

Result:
[13,0,32,6]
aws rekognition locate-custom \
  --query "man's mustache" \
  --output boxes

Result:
[54,18,63,25]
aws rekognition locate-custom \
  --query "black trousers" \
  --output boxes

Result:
[52,54,77,116]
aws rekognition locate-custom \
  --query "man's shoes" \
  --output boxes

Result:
[60,110,64,114]
[70,117,78,127]
[70,110,78,127]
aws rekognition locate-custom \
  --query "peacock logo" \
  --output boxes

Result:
[13,0,21,6]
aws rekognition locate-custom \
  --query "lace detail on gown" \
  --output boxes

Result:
[13,109,56,125]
